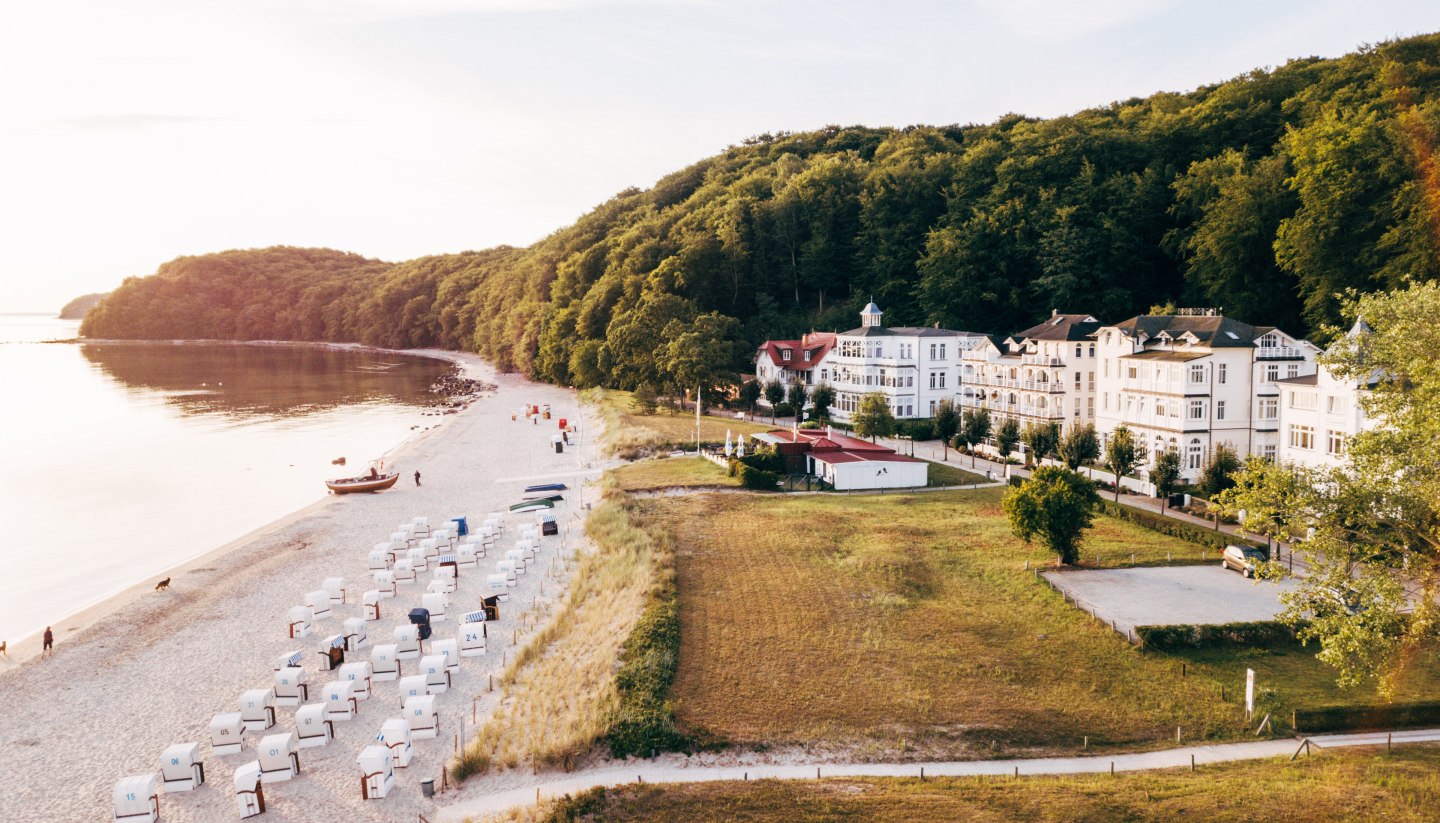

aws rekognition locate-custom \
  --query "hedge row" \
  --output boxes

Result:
[1098,499,1263,552]
[1135,621,1298,650]
[738,464,780,490]
[1293,701,1440,734]
[604,552,691,758]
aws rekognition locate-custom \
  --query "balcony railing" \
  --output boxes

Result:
[1255,346,1307,360]
[965,375,1066,393]
[1021,354,1064,367]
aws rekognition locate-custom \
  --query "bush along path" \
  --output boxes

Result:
[437,728,1440,821]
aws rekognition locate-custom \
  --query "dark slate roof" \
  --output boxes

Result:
[1013,313,1103,342]
[837,326,981,338]
[1122,350,1209,362]
[1275,374,1319,386]
[1107,315,1266,348]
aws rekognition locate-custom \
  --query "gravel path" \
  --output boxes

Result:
[0,351,602,822]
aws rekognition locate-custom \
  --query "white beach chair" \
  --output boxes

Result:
[233,761,265,818]
[420,654,450,693]
[113,773,159,822]
[357,745,394,800]
[378,718,414,768]
[322,576,347,605]
[304,590,332,621]
[294,703,332,749]
[318,633,347,671]
[239,689,276,732]
[412,515,430,537]
[395,522,417,545]
[431,637,460,676]
[422,591,449,622]
[435,526,457,549]
[505,548,529,572]
[477,523,498,548]
[406,547,429,573]
[539,512,558,536]
[257,732,300,784]
[209,713,245,756]
[428,572,456,596]
[515,536,538,556]
[495,559,518,585]
[372,570,396,599]
[419,537,440,561]
[343,617,368,651]
[369,544,392,571]
[272,649,303,671]
[389,529,411,551]
[485,574,511,600]
[159,742,204,792]
[339,660,373,701]
[398,674,430,703]
[518,523,539,541]
[322,680,359,721]
[371,644,400,681]
[457,543,480,567]
[403,694,439,739]
[393,625,420,660]
[362,589,383,620]
[459,611,488,657]
[484,513,503,536]
[393,558,416,585]
[273,666,309,707]
[287,605,312,639]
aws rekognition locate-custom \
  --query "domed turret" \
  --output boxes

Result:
[860,301,883,329]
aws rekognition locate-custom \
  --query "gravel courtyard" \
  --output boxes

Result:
[1042,565,1302,638]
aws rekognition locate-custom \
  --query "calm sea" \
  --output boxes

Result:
[0,314,456,643]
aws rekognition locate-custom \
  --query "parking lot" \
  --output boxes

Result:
[1042,565,1302,638]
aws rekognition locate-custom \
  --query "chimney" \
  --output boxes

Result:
[1052,308,1058,318]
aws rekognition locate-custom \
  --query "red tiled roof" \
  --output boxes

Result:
[762,429,897,453]
[810,450,923,465]
[756,332,836,370]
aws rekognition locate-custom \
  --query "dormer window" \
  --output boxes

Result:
[781,349,791,361]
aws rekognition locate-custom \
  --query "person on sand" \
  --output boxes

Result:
[42,627,53,657]
[414,470,422,487]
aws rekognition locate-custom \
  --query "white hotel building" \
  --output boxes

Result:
[754,303,985,423]
[960,312,1103,430]
[1276,318,1377,471]
[1093,311,1320,483]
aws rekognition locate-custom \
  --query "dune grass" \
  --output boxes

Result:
[581,388,772,458]
[537,746,1440,822]
[923,460,991,487]
[452,483,670,777]
[610,457,741,493]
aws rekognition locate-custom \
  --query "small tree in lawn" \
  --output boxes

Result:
[1103,425,1140,501]
[1151,446,1183,511]
[1021,421,1060,466]
[962,407,992,467]
[932,399,961,460]
[996,417,1021,462]
[1199,443,1242,498]
[809,382,835,422]
[631,383,658,415]
[1057,422,1099,471]
[1002,466,1099,565]
[762,378,784,423]
[786,379,808,422]
[852,391,897,442]
[738,379,761,420]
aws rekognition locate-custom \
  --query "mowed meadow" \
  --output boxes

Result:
[643,488,1247,758]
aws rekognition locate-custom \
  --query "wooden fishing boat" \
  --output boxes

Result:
[523,483,568,493]
[325,473,400,494]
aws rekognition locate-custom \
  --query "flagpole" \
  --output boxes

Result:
[695,381,702,454]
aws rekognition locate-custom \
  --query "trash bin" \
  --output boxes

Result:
[420,778,435,798]
[554,441,563,454]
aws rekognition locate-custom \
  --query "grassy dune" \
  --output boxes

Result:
[610,457,741,492]
[582,388,772,458]
[538,747,1440,822]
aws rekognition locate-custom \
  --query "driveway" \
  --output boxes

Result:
[1042,565,1301,638]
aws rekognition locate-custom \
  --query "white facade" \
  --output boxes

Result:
[1093,311,1320,483]
[754,332,836,390]
[811,453,928,490]
[1276,319,1375,471]
[960,313,1102,434]
[823,303,986,422]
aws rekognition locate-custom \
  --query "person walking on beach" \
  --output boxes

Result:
[42,626,53,657]
[414,470,422,487]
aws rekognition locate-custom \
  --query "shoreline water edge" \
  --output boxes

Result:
[0,340,602,822]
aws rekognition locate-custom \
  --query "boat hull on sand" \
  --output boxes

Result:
[326,473,400,494]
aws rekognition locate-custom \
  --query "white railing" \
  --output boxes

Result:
[1021,354,1064,367]
[1256,346,1307,360]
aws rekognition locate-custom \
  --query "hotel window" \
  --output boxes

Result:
[1287,364,1299,379]
[1189,365,1205,383]
[1088,371,1095,390]
[1289,391,1317,410]
[929,400,936,415]
[820,369,828,382]
[1327,395,1343,414]
[1216,401,1225,420]
[928,344,936,359]
[938,344,947,360]
[1188,439,1203,470]
[1102,392,1109,410]
[1088,344,1095,358]
[1127,366,1137,379]
[1074,397,1081,417]
[1327,430,1346,456]
[1087,396,1094,415]
[1261,444,1277,462]
[1289,424,1315,450]
[1259,398,1278,420]
[1265,365,1279,383]
[906,375,914,388]
[1217,363,1228,384]
[1188,400,1206,420]
[1075,344,1083,358]
[1104,360,1110,377]
[1074,371,1082,388]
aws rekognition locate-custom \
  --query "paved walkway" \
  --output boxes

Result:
[1043,565,1301,638]
[439,728,1440,820]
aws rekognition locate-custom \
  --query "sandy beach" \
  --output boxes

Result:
[0,350,602,822]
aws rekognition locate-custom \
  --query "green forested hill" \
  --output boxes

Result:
[83,34,1440,391]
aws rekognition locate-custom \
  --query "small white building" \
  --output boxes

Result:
[1276,318,1378,471]
[752,428,928,490]
[1093,310,1320,483]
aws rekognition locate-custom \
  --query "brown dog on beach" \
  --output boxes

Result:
[155,577,171,591]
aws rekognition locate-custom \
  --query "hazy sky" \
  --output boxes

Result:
[1,1,1436,311]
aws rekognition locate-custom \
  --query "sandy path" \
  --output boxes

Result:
[0,351,602,822]
[440,728,1440,820]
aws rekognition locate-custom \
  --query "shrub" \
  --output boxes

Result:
[738,465,780,490]
[606,597,691,758]
[1293,701,1440,733]
[799,420,821,429]
[1135,621,1299,650]
[1098,499,1263,552]
[772,402,794,418]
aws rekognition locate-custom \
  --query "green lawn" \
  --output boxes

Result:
[924,460,991,487]
[540,746,1440,822]
[610,457,741,492]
